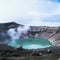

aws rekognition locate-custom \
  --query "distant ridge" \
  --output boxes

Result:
[0,22,24,30]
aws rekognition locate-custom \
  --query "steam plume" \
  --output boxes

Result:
[7,25,30,40]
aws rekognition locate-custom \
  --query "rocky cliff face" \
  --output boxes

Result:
[0,22,60,46]
[28,26,60,46]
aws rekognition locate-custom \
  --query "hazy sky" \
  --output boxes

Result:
[0,0,60,26]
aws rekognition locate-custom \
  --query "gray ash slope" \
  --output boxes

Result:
[0,22,60,46]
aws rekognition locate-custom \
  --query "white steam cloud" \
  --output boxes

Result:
[7,25,30,40]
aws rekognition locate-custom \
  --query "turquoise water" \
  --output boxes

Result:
[9,38,51,49]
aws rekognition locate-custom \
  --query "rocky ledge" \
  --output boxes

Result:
[0,44,60,60]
